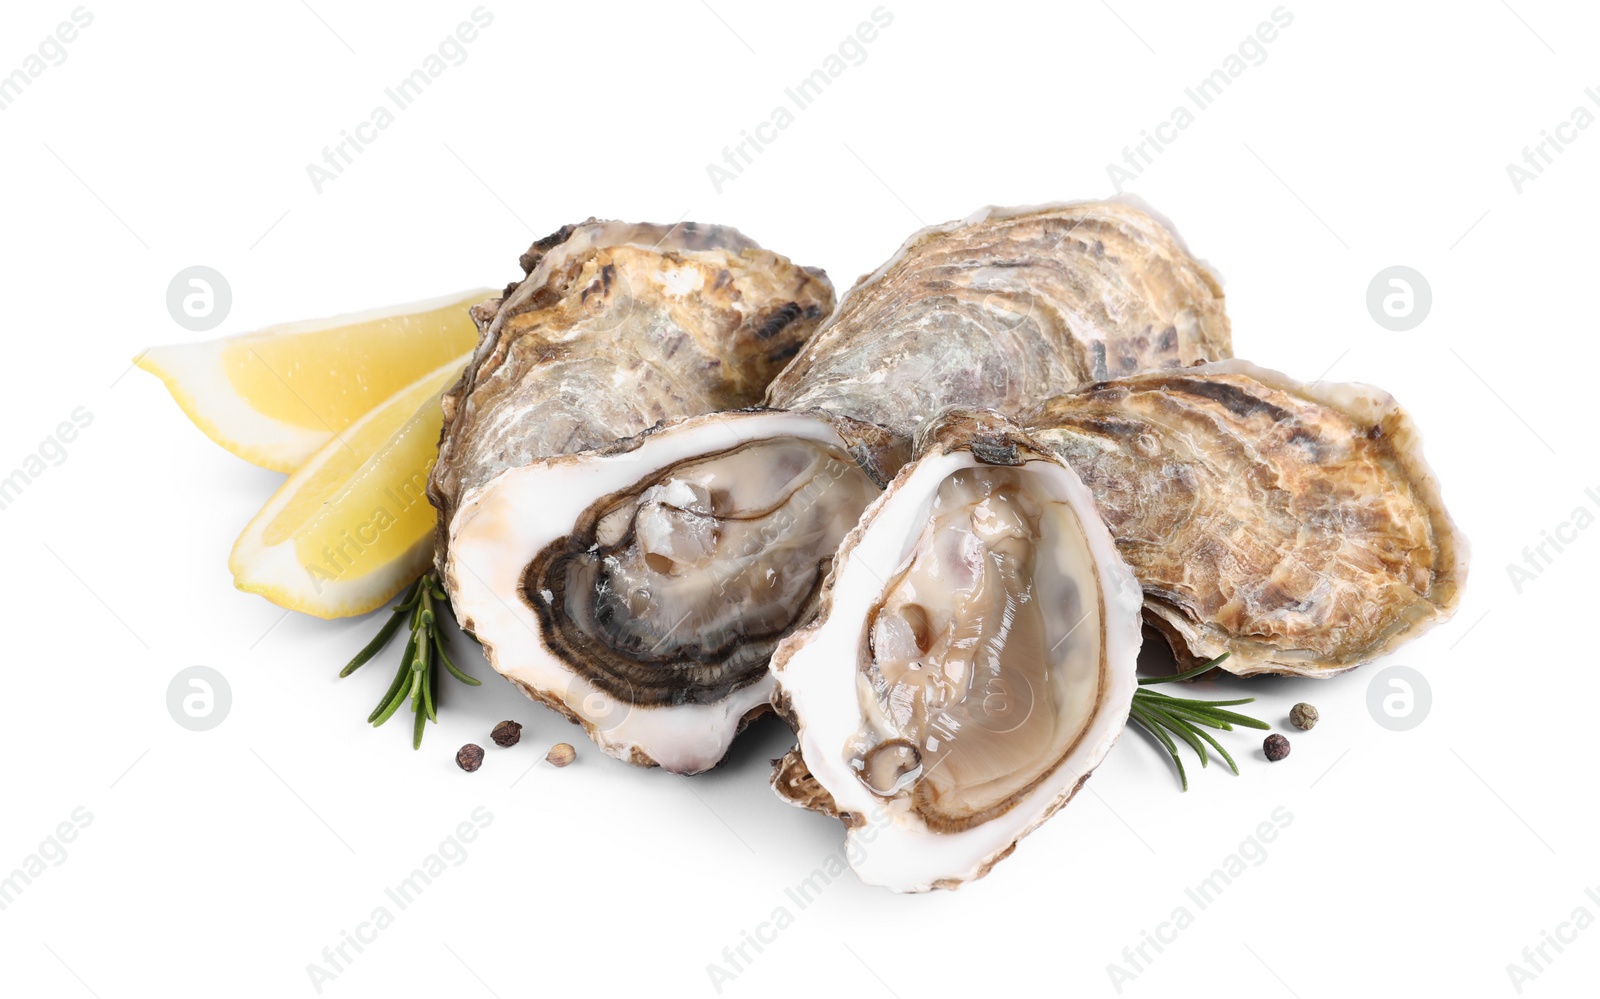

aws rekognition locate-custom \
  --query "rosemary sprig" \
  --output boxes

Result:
[1128,653,1270,791]
[340,571,479,748]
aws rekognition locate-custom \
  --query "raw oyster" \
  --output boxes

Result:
[766,198,1232,450]
[1024,360,1468,677]
[472,409,881,773]
[430,220,835,773]
[768,411,1144,891]
[430,220,831,525]
[458,199,1229,774]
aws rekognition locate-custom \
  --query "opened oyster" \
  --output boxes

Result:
[1025,360,1468,676]
[430,219,835,773]
[429,220,830,522]
[464,199,1229,773]
[769,412,1144,891]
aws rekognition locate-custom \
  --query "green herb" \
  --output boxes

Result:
[340,571,479,748]
[1128,653,1270,791]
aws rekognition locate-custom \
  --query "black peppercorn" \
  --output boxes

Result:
[1263,733,1290,762]
[491,720,523,747]
[456,743,485,772]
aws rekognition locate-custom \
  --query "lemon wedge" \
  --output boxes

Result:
[229,354,468,619]
[138,289,490,472]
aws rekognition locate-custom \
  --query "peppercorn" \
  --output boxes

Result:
[456,743,485,772]
[1263,733,1290,762]
[491,720,523,747]
[1289,703,1319,731]
[546,743,576,768]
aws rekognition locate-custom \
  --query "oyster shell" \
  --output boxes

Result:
[1024,360,1468,676]
[767,198,1232,450]
[445,199,1228,773]
[430,220,835,772]
[430,219,831,527]
[479,409,881,773]
[768,411,1144,891]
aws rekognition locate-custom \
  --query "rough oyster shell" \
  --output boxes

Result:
[428,219,833,532]
[766,198,1232,452]
[429,220,835,771]
[1024,360,1469,676]
[768,411,1144,891]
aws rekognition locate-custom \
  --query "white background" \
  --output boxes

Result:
[1,1,1596,996]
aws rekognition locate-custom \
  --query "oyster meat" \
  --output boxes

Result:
[464,199,1229,774]
[431,220,835,772]
[1025,360,1468,676]
[769,412,1144,891]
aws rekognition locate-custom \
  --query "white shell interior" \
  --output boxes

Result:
[445,408,856,774]
[773,446,1144,890]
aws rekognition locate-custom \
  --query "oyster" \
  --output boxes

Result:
[768,412,1144,891]
[478,410,881,772]
[430,220,831,524]
[1025,360,1468,677]
[766,198,1231,448]
[455,199,1229,774]
[430,220,835,773]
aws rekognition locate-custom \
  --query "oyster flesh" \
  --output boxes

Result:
[430,220,835,773]
[1025,360,1468,676]
[460,199,1229,774]
[768,411,1144,891]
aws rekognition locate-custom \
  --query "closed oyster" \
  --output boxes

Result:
[766,198,1231,448]
[768,411,1144,891]
[456,199,1228,773]
[1024,360,1468,677]
[430,220,835,773]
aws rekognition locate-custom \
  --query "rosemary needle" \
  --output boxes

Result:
[340,571,479,748]
[1128,653,1271,791]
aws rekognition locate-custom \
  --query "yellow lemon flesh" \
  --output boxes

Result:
[229,354,468,619]
[138,290,489,472]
